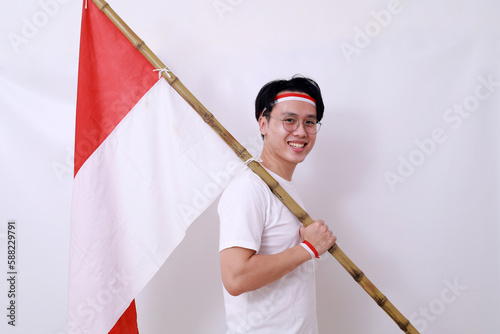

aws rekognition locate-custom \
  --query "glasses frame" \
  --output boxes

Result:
[267,115,322,134]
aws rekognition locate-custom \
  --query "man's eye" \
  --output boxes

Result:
[284,118,297,123]
[305,120,317,126]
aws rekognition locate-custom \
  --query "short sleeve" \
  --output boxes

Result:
[218,175,269,253]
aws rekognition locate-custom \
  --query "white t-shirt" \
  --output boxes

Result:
[218,167,318,334]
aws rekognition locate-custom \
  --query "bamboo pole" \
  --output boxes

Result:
[89,1,420,333]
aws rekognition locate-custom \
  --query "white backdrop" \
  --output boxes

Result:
[1,0,499,333]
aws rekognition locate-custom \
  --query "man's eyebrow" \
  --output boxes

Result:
[280,111,317,118]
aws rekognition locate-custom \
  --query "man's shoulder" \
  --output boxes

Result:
[229,167,265,185]
[223,167,269,196]
[218,167,271,215]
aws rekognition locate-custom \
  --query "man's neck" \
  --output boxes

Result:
[260,153,296,181]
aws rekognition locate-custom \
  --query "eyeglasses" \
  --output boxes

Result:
[268,116,321,134]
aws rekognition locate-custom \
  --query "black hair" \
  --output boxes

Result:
[254,75,324,122]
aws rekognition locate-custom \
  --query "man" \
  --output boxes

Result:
[218,76,336,333]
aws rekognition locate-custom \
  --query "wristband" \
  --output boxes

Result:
[300,241,320,259]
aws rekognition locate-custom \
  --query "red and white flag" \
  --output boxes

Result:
[68,1,243,333]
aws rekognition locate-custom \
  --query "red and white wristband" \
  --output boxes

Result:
[300,240,320,259]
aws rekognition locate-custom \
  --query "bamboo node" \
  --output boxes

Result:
[401,320,411,332]
[135,40,145,51]
[354,270,365,283]
[269,181,280,192]
[235,147,248,159]
[99,1,109,11]
[297,212,310,224]
[202,112,215,124]
[377,296,388,307]
[164,75,179,87]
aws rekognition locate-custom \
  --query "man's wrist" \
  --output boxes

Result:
[300,241,320,259]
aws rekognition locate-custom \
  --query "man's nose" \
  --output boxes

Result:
[292,121,308,136]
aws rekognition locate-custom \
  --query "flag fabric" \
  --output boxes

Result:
[68,1,243,333]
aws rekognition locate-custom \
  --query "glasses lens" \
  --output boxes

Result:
[302,119,316,134]
[309,122,321,134]
[282,117,298,132]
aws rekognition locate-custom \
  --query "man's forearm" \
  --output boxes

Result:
[220,245,312,296]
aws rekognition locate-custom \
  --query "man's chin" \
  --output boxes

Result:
[287,153,308,165]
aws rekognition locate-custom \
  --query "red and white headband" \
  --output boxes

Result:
[259,93,316,118]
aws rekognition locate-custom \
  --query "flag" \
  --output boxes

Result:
[68,1,243,333]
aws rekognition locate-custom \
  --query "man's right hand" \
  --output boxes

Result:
[299,220,336,256]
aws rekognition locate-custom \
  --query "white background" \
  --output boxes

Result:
[1,0,499,333]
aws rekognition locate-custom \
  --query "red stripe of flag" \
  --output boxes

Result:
[75,0,157,176]
[108,300,139,334]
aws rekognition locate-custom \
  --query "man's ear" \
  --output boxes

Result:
[258,117,268,138]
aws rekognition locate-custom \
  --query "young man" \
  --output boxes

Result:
[218,76,336,333]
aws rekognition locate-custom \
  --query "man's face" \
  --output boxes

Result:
[259,93,318,167]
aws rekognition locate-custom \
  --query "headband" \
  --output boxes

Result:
[259,93,317,118]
